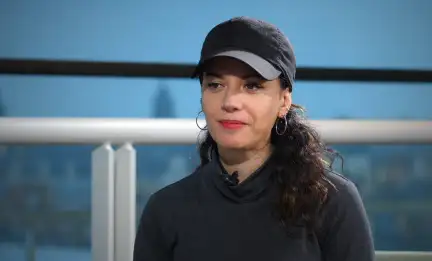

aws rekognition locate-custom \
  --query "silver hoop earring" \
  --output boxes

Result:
[196,110,207,130]
[275,115,288,135]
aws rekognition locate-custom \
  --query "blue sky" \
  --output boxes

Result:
[0,0,431,119]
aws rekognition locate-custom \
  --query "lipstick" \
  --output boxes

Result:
[219,120,245,130]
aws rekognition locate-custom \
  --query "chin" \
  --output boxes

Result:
[212,134,249,150]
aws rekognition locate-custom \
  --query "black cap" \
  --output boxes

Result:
[192,16,296,89]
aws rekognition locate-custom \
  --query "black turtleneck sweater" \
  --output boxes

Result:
[133,154,375,261]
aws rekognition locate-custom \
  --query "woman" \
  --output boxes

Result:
[134,16,374,261]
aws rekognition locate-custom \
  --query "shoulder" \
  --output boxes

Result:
[325,169,364,205]
[140,165,214,232]
[325,169,360,199]
[135,170,205,254]
[321,169,368,223]
[144,164,213,215]
[149,167,202,206]
[316,171,375,259]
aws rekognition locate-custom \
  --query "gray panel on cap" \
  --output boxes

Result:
[213,50,281,80]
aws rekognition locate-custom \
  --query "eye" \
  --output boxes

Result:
[244,82,263,91]
[206,82,223,90]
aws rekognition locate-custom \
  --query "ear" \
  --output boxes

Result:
[278,89,292,117]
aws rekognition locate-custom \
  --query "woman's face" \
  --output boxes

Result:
[201,57,291,151]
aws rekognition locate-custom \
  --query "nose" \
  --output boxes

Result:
[221,87,242,113]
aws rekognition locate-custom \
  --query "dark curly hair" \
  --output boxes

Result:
[196,79,336,232]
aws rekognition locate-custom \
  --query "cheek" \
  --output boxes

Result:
[201,95,218,118]
[249,105,278,133]
[202,97,223,133]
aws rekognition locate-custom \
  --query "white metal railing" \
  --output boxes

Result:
[90,143,137,261]
[91,144,115,261]
[0,118,432,261]
[0,118,431,144]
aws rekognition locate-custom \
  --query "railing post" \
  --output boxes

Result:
[91,143,115,261]
[114,143,137,261]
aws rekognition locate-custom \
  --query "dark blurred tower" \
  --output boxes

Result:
[0,89,7,117]
[137,81,178,181]
[152,81,175,118]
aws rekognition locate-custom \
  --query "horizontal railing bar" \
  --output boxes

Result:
[375,251,432,261]
[0,118,430,145]
[1,58,432,82]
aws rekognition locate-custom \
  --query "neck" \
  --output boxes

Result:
[217,143,272,183]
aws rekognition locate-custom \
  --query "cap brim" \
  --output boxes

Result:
[194,50,281,80]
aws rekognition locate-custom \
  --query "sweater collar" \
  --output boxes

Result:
[206,149,275,203]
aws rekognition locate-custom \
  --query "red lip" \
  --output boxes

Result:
[219,120,246,130]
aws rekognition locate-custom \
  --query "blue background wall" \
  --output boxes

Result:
[0,0,431,119]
